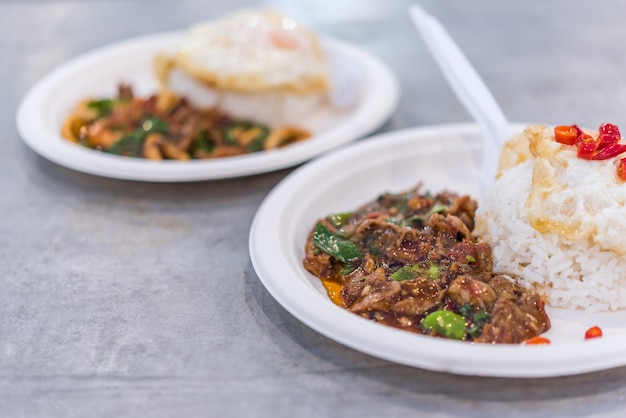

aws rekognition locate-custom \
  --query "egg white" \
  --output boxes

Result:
[500,124,626,254]
[158,9,329,94]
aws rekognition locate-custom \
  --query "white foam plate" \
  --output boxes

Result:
[16,31,398,181]
[249,123,626,378]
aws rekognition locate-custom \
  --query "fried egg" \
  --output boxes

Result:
[154,10,329,126]
[499,124,626,254]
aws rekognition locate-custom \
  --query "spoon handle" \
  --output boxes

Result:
[409,5,511,189]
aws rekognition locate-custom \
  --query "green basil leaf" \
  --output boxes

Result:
[312,223,363,263]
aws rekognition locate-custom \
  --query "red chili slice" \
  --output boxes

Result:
[599,122,620,138]
[524,336,551,345]
[593,143,626,160]
[597,124,621,150]
[554,125,579,145]
[576,134,597,160]
[597,133,619,150]
[584,325,603,339]
[554,122,626,180]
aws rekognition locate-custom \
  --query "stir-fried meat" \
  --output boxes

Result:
[341,269,368,307]
[353,219,404,256]
[347,272,445,318]
[303,185,551,344]
[427,212,472,241]
[488,274,524,300]
[446,194,477,230]
[349,271,402,314]
[474,242,493,275]
[302,237,335,280]
[391,278,445,316]
[61,83,311,160]
[476,295,551,343]
[447,275,497,310]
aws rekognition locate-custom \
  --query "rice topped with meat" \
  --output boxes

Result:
[476,123,626,312]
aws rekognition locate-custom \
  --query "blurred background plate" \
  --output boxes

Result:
[16,31,399,182]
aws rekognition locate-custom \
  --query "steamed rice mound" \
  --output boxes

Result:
[476,125,626,312]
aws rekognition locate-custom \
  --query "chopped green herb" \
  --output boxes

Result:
[407,203,449,225]
[431,203,448,213]
[105,115,169,157]
[467,311,491,338]
[87,99,116,118]
[427,262,441,280]
[465,255,476,263]
[224,120,269,151]
[328,212,353,228]
[391,262,440,282]
[312,223,363,263]
[192,130,216,154]
[105,133,144,157]
[141,115,169,134]
[244,127,269,152]
[458,303,472,317]
[475,311,490,322]
[390,265,415,282]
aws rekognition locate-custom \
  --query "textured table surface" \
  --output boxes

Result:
[3,0,626,416]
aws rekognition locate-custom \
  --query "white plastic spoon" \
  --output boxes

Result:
[409,5,511,193]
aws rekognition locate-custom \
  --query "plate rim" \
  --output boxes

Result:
[249,122,626,378]
[15,30,399,182]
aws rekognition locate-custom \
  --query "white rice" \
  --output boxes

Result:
[476,160,626,312]
[166,68,326,129]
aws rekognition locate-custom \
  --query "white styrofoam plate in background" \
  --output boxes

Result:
[16,31,399,181]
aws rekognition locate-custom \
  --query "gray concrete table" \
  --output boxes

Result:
[3,0,626,416]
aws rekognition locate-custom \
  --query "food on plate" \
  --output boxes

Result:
[61,84,310,159]
[524,336,551,345]
[584,325,603,339]
[60,9,331,159]
[477,123,626,312]
[302,185,551,343]
[154,9,329,128]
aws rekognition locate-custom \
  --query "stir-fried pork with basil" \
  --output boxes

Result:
[61,84,310,160]
[303,185,551,344]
